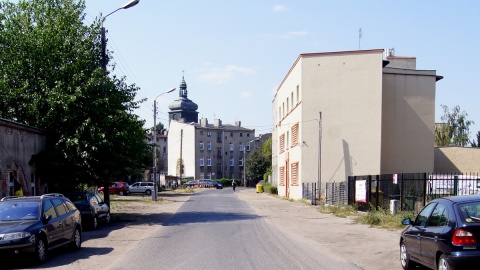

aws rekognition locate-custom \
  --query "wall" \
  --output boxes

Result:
[0,119,45,196]
[434,147,480,173]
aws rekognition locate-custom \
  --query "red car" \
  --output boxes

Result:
[98,182,130,196]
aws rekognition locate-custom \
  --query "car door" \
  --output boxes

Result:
[130,183,140,193]
[403,202,437,263]
[93,193,109,220]
[52,198,74,244]
[42,199,64,247]
[420,202,449,268]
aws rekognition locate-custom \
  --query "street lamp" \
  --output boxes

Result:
[100,0,139,208]
[152,88,176,201]
[243,139,256,187]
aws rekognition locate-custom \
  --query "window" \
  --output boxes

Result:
[286,97,289,112]
[428,203,448,227]
[296,85,300,104]
[240,133,243,137]
[207,141,212,151]
[229,143,234,151]
[279,107,281,120]
[239,143,244,151]
[207,157,212,166]
[414,203,437,227]
[229,158,234,166]
[163,147,167,154]
[247,133,250,137]
[230,132,233,137]
[246,144,251,151]
[217,148,222,156]
[207,131,212,137]
[291,123,299,147]
[200,173,204,179]
[291,162,299,186]
[239,158,244,166]
[199,141,204,150]
[291,92,294,108]
[279,167,285,186]
[279,134,285,153]
[200,131,203,135]
[43,200,57,218]
[200,157,204,166]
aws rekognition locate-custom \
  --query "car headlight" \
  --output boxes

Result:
[0,232,32,241]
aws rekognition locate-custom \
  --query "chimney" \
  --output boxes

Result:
[200,118,208,127]
[214,119,222,127]
[235,121,241,127]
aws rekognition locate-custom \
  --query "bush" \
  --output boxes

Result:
[261,183,278,195]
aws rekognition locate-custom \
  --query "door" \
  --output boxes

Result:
[419,203,449,268]
[52,198,74,244]
[404,202,437,263]
[43,199,64,247]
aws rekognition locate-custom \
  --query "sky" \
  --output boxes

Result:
[82,0,480,139]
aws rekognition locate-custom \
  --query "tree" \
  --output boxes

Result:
[153,122,164,131]
[0,0,148,190]
[245,149,269,182]
[434,105,475,147]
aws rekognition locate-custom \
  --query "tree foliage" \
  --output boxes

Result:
[246,138,272,182]
[434,105,475,147]
[0,0,148,190]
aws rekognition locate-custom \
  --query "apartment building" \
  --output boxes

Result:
[168,118,256,182]
[272,49,442,200]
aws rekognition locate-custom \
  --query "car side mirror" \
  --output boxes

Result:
[401,218,412,225]
[42,215,52,224]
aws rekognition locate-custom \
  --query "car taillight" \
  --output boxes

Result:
[452,229,477,245]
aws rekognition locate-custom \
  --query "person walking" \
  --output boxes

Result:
[232,180,237,192]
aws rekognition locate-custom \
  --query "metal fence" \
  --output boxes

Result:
[302,182,318,205]
[347,173,480,213]
[325,182,348,206]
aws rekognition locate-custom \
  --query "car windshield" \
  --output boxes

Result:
[68,194,88,204]
[458,201,480,223]
[0,201,40,221]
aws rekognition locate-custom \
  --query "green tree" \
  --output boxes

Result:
[153,122,165,131]
[435,105,475,147]
[0,0,148,190]
[245,149,269,182]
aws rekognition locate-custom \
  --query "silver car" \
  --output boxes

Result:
[129,182,155,195]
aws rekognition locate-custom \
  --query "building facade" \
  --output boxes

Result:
[272,49,442,200]
[168,118,256,182]
[0,118,46,196]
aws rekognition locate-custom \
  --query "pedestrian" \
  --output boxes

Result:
[232,180,237,192]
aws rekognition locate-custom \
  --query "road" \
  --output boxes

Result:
[108,189,360,270]
[3,188,404,270]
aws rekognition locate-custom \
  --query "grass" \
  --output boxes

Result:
[318,203,416,229]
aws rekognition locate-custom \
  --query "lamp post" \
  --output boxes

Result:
[152,88,176,201]
[243,139,256,187]
[101,0,140,207]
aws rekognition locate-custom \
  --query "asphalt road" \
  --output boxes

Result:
[107,189,361,270]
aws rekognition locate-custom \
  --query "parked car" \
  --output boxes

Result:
[400,195,480,270]
[0,193,82,264]
[184,180,197,188]
[98,181,130,196]
[212,180,223,189]
[64,191,110,230]
[129,182,155,195]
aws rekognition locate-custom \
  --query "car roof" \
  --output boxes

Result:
[1,193,67,202]
[437,195,480,204]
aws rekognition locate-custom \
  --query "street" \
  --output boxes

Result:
[3,188,403,270]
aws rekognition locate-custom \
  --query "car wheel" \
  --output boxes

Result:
[92,216,98,230]
[146,189,151,195]
[119,191,124,196]
[34,235,47,264]
[105,212,111,223]
[400,241,415,270]
[98,190,104,194]
[438,254,449,270]
[70,227,82,250]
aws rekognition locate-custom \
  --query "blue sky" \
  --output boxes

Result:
[83,0,479,139]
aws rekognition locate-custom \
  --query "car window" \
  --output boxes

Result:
[43,199,58,218]
[94,194,104,204]
[64,200,77,212]
[0,201,39,220]
[427,203,448,227]
[131,183,139,187]
[52,198,68,216]
[141,183,147,187]
[414,202,437,227]
[458,201,480,223]
[90,195,99,204]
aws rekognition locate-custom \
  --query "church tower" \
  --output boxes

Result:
[168,76,199,124]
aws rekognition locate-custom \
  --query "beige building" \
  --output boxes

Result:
[272,49,442,200]
[168,118,256,183]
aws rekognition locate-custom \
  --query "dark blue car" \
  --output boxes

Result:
[400,195,480,270]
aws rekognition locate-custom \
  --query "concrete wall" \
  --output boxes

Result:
[434,147,480,173]
[381,68,438,173]
[0,119,45,196]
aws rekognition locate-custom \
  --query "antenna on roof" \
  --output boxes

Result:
[358,28,362,50]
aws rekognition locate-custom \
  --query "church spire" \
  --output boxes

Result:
[179,73,188,98]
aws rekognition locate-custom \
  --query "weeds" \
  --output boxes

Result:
[319,204,358,218]
[354,206,416,230]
